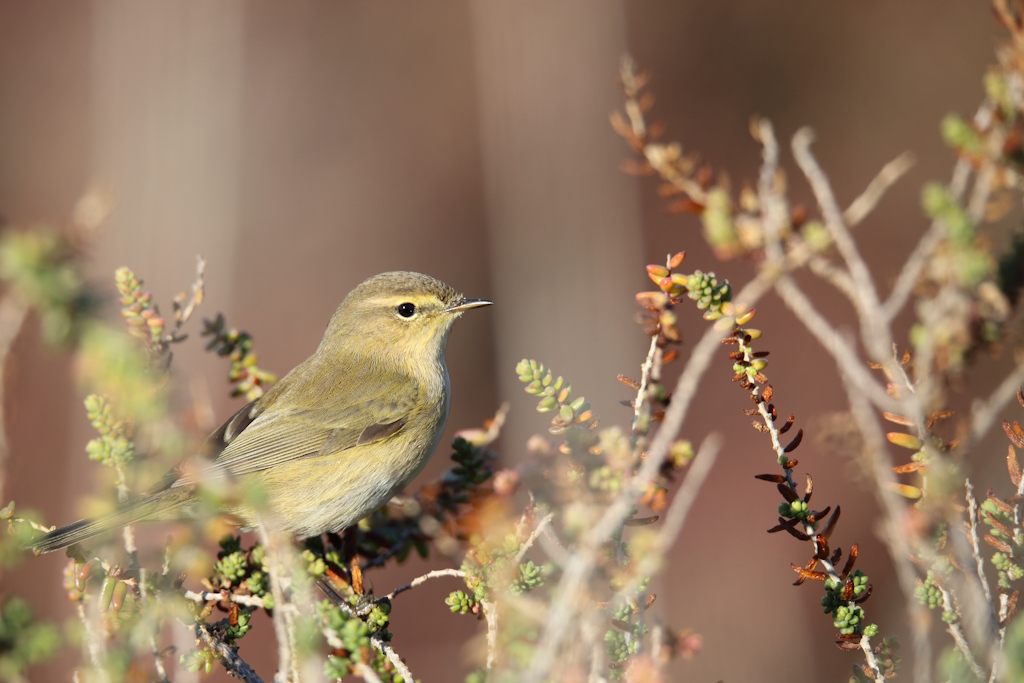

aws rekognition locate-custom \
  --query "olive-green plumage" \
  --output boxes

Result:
[31,271,490,553]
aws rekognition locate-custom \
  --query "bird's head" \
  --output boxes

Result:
[320,271,491,366]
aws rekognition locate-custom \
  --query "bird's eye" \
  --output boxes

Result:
[396,302,416,318]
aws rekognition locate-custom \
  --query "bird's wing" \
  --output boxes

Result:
[144,398,264,495]
[172,368,420,486]
[206,398,263,452]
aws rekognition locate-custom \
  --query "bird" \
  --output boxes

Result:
[30,271,491,554]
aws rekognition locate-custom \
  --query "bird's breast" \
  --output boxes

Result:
[260,365,450,537]
[402,362,450,482]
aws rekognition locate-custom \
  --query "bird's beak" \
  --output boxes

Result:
[447,297,492,313]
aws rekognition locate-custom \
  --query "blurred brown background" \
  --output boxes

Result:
[0,2,1011,681]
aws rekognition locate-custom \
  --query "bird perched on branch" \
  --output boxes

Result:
[30,271,491,554]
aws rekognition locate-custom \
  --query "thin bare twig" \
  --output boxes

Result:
[619,57,709,206]
[183,590,267,609]
[757,118,854,317]
[256,520,295,683]
[966,480,994,606]
[842,373,931,683]
[587,643,603,683]
[10,515,54,535]
[319,593,413,683]
[622,298,670,571]
[383,568,466,602]
[949,483,1000,671]
[938,584,987,681]
[992,454,1024,682]
[969,360,1024,446]
[371,637,413,682]
[151,642,171,683]
[763,125,900,414]
[513,513,555,566]
[773,277,901,413]
[806,253,860,302]
[843,152,916,227]
[756,119,865,310]
[883,104,994,322]
[761,134,907,656]
[792,128,888,360]
[762,127,927,679]
[859,634,885,683]
[161,255,207,350]
[792,128,880,307]
[756,119,785,265]
[523,274,774,682]
[628,435,721,582]
[631,334,661,432]
[77,602,111,683]
[483,599,498,670]
[192,621,265,683]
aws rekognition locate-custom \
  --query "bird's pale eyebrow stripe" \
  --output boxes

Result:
[367,295,424,307]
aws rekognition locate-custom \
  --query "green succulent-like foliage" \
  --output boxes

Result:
[211,536,273,606]
[180,647,217,674]
[445,589,477,615]
[84,394,135,469]
[516,359,597,435]
[511,560,545,594]
[226,610,252,639]
[202,313,277,400]
[823,571,870,615]
[511,356,678,680]
[685,269,731,314]
[115,267,165,346]
[448,436,497,490]
[941,114,987,159]
[920,183,993,287]
[450,534,552,613]
[61,549,145,661]
[779,498,810,521]
[914,571,958,624]
[318,600,402,683]
[938,645,984,682]
[910,177,1007,371]
[981,496,1023,590]
[604,627,633,665]
[0,598,60,682]
[1004,617,1024,682]
[700,187,741,258]
[0,228,96,346]
[603,592,650,681]
[832,604,867,636]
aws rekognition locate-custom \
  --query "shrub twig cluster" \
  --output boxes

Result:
[5,3,1024,681]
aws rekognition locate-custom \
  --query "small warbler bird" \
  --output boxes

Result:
[31,271,491,553]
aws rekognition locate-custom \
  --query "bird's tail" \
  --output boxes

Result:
[27,488,190,554]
